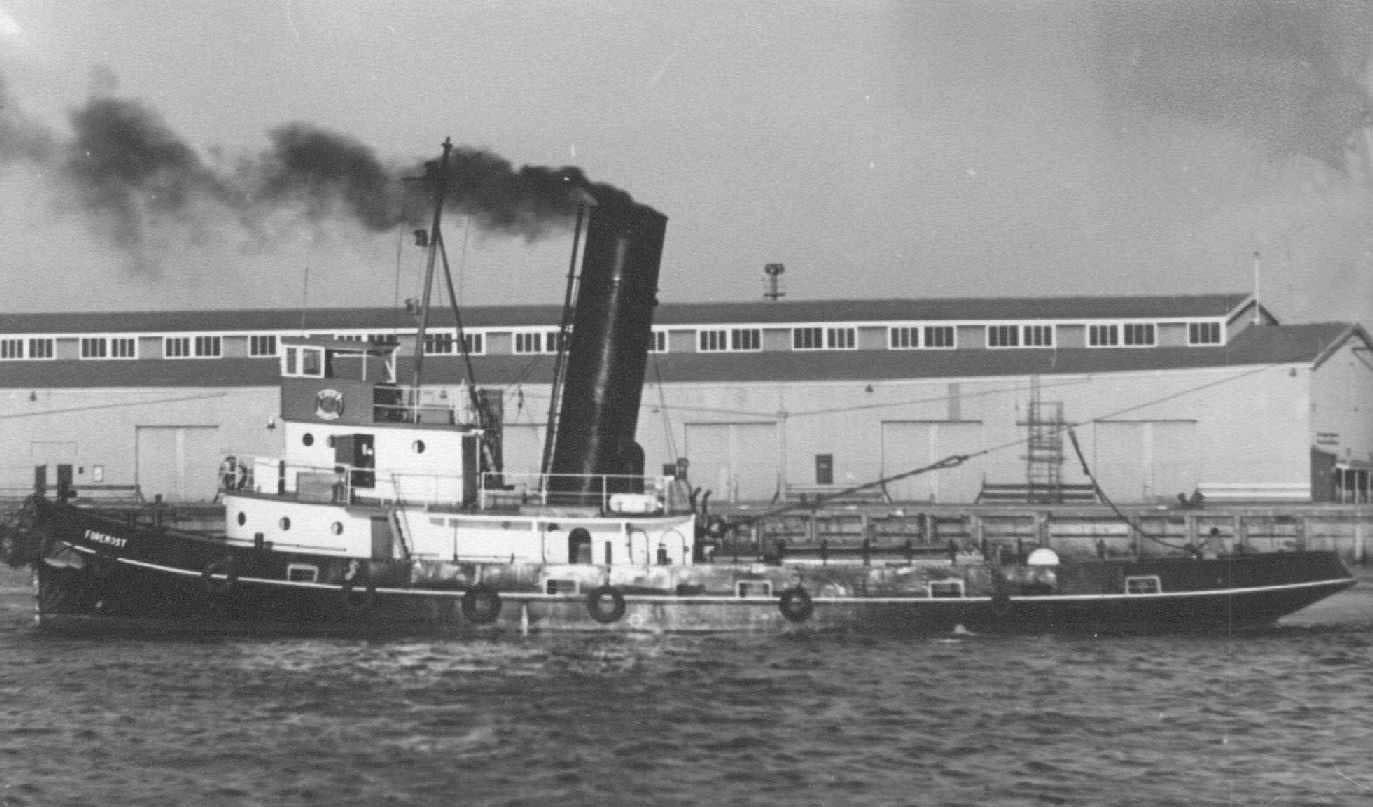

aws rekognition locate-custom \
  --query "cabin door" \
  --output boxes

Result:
[334,434,376,490]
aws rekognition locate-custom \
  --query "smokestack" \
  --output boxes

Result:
[547,202,667,501]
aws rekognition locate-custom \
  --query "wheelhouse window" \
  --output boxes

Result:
[923,325,955,349]
[792,327,823,350]
[1087,324,1119,347]
[282,345,325,378]
[1188,321,1221,345]
[1022,324,1053,347]
[0,338,23,359]
[194,335,222,357]
[27,338,55,359]
[1122,323,1156,347]
[249,334,278,357]
[164,336,191,358]
[987,325,1019,348]
[889,326,919,349]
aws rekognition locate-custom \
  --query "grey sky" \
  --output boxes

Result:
[0,1,1369,329]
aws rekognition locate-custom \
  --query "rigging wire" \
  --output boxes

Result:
[1067,429,1190,552]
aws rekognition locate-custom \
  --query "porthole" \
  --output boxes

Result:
[236,512,246,526]
[279,517,291,531]
[412,440,426,454]
[302,433,314,447]
[330,521,343,535]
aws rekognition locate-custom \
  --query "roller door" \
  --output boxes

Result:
[135,425,221,502]
[881,420,982,503]
[1092,420,1198,503]
[683,422,778,503]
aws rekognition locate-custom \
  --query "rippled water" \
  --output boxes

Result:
[2,566,1371,807]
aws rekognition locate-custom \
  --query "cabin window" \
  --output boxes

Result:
[545,579,579,595]
[287,564,319,583]
[279,517,292,530]
[236,512,246,526]
[888,326,919,349]
[928,579,965,598]
[1124,575,1162,595]
[330,522,343,535]
[923,325,955,348]
[412,440,426,454]
[1188,321,1221,345]
[735,580,773,598]
[302,433,314,447]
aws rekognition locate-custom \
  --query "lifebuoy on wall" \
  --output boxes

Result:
[778,586,814,623]
[585,585,627,624]
[461,584,502,624]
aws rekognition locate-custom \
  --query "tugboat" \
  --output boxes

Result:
[0,140,1357,636]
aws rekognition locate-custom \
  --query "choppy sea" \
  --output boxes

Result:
[1,566,1371,807]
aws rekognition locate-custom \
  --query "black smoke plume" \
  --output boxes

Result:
[1,70,635,263]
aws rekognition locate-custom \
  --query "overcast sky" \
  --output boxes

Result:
[1,1,1370,328]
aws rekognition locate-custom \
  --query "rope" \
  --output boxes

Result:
[1066,428,1190,551]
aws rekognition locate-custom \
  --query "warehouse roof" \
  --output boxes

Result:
[2,321,1364,389]
[0,293,1255,334]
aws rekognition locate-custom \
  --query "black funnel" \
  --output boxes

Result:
[547,202,667,500]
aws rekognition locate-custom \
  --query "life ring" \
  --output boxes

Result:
[461,585,502,625]
[202,557,238,596]
[778,586,814,623]
[585,585,627,624]
[218,456,247,491]
[340,578,377,616]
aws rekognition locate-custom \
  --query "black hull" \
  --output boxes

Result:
[29,545,1356,638]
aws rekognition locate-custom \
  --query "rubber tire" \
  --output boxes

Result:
[586,585,627,624]
[778,586,814,623]
[461,585,502,625]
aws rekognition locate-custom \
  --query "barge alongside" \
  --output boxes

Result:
[0,141,1356,637]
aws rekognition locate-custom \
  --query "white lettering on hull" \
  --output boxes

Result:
[83,529,128,549]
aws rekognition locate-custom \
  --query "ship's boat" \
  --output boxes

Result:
[0,141,1356,637]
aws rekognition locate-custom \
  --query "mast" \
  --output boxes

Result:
[411,137,453,391]
[540,200,590,477]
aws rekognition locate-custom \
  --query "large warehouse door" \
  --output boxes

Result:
[135,426,220,502]
[499,423,546,477]
[881,421,982,503]
[683,422,778,503]
[1092,420,1198,503]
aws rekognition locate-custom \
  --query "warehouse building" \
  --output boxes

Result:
[1,292,1370,505]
